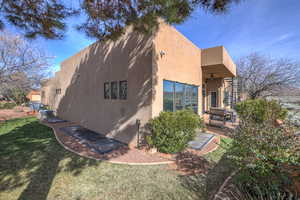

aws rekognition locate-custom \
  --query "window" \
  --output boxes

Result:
[55,89,61,95]
[104,82,110,99]
[41,91,45,98]
[175,82,184,111]
[202,84,206,97]
[223,90,229,106]
[111,81,118,99]
[210,91,218,108]
[163,80,198,114]
[119,81,127,100]
[163,80,174,111]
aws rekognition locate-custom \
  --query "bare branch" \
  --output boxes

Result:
[0,30,53,100]
[237,53,300,99]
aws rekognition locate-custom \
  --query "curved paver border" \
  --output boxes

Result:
[41,121,221,166]
[42,121,174,165]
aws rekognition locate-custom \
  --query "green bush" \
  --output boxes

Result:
[147,110,204,154]
[0,102,16,109]
[11,88,28,105]
[236,99,288,123]
[228,119,300,196]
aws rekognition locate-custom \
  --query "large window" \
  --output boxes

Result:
[163,80,198,114]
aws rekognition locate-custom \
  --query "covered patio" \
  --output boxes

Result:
[201,46,237,113]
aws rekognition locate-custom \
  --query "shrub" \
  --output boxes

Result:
[227,119,300,196]
[11,88,28,105]
[236,99,288,123]
[147,110,204,154]
[0,102,16,109]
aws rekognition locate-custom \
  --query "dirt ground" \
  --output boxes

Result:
[0,107,33,122]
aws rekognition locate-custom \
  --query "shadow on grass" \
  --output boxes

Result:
[0,118,100,200]
[178,143,236,199]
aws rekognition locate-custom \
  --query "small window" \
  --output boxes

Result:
[55,89,61,95]
[41,91,45,98]
[104,82,110,99]
[111,81,118,99]
[119,81,127,100]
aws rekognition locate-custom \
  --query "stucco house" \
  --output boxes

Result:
[41,22,237,147]
[27,90,41,102]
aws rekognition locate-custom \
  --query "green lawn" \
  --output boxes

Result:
[0,117,234,200]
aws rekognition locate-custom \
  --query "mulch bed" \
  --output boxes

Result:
[142,136,221,175]
[0,108,34,121]
[45,121,173,165]
[42,120,222,168]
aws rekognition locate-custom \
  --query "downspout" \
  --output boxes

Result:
[231,77,234,109]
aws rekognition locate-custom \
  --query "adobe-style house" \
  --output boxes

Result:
[41,22,237,146]
[27,90,41,102]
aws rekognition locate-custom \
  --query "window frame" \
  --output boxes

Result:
[163,79,199,114]
[104,82,110,99]
[111,81,118,100]
[119,80,127,100]
[55,88,61,95]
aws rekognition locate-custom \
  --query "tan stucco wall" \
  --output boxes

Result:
[42,22,237,145]
[152,23,202,117]
[201,46,236,78]
[44,29,154,146]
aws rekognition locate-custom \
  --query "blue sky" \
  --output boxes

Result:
[38,0,300,72]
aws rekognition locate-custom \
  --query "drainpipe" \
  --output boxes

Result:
[231,77,234,109]
[136,119,141,149]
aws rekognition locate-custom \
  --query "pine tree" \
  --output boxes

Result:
[0,0,241,40]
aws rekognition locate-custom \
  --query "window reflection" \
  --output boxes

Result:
[163,80,198,114]
[175,82,184,111]
[163,80,174,111]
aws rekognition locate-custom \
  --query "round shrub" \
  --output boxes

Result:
[147,110,204,154]
[236,99,288,123]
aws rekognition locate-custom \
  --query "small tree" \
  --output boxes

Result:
[0,31,52,100]
[237,53,300,99]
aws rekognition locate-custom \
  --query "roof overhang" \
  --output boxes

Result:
[201,46,237,80]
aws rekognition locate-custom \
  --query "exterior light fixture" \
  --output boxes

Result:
[160,50,166,58]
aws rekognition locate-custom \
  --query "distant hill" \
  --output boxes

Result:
[272,87,300,96]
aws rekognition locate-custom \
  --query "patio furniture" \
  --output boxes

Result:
[209,107,226,127]
[208,107,237,127]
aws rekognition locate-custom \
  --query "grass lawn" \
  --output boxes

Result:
[0,117,234,200]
